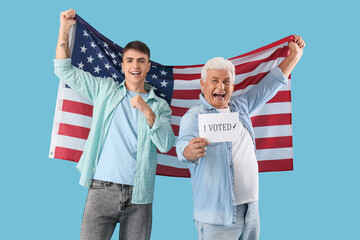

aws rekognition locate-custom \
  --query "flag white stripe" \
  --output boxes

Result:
[256,147,293,161]
[157,154,189,169]
[62,87,93,105]
[55,135,87,151]
[250,102,291,117]
[56,111,93,128]
[253,125,292,138]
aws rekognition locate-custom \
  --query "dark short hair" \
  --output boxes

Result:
[122,41,150,61]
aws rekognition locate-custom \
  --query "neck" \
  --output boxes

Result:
[124,81,147,93]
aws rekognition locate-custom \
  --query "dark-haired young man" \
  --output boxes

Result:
[54,9,175,240]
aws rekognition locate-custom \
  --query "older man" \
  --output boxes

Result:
[176,36,305,240]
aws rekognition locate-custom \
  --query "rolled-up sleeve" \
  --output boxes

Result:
[54,58,112,102]
[148,100,175,153]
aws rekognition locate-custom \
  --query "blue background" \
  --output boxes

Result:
[1,0,359,239]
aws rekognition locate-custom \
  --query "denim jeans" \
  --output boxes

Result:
[195,201,260,240]
[80,180,152,240]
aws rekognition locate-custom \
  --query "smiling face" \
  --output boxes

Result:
[121,49,151,88]
[200,68,234,109]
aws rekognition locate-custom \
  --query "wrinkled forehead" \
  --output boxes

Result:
[206,68,234,81]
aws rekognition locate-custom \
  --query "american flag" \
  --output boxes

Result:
[49,15,294,177]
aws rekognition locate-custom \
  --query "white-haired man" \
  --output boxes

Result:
[176,36,305,240]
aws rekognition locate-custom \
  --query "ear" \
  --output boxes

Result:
[200,79,205,94]
[147,62,151,73]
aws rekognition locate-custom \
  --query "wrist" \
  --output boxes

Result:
[59,25,71,35]
[288,51,302,61]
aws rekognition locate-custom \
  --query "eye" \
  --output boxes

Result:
[212,79,218,83]
[224,80,230,85]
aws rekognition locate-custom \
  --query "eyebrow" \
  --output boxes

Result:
[125,57,147,61]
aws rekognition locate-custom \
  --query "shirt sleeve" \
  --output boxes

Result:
[148,100,175,153]
[175,110,199,165]
[54,58,116,102]
[233,66,288,114]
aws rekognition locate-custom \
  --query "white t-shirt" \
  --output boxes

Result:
[217,108,259,205]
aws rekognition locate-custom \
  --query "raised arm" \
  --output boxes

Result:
[56,9,76,59]
[278,35,305,77]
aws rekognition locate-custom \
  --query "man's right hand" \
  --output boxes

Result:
[56,9,76,59]
[183,137,210,162]
[60,9,76,33]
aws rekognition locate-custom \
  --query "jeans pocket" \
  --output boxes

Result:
[89,180,107,189]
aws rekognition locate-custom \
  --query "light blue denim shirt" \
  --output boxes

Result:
[176,67,288,225]
[54,58,175,204]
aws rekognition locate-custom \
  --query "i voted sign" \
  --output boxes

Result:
[198,112,240,142]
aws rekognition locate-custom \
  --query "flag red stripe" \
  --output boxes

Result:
[172,89,201,99]
[234,72,269,91]
[267,91,291,103]
[229,35,293,60]
[156,164,191,178]
[62,100,93,117]
[255,136,293,149]
[258,158,293,172]
[58,123,90,140]
[172,125,179,136]
[54,147,82,162]
[171,106,190,117]
[251,113,292,127]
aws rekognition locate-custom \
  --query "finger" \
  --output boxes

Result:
[191,137,209,145]
[297,36,303,46]
[293,34,298,43]
[196,152,206,158]
[195,142,209,149]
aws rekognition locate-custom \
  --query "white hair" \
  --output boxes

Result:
[201,57,235,82]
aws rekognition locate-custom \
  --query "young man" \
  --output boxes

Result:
[176,36,305,240]
[54,9,175,240]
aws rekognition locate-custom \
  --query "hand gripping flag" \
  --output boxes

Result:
[49,15,294,177]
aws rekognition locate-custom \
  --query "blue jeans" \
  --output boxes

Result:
[195,201,260,240]
[80,180,152,240]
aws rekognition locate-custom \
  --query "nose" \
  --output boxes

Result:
[217,81,225,90]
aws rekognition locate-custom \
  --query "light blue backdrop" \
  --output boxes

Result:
[1,0,359,239]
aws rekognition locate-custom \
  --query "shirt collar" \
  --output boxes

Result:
[118,81,158,102]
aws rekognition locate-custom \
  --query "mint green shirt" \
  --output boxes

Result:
[54,58,175,204]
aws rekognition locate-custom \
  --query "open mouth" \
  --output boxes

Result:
[130,71,141,76]
[213,93,226,99]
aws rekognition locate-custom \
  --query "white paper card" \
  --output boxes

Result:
[198,112,240,142]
